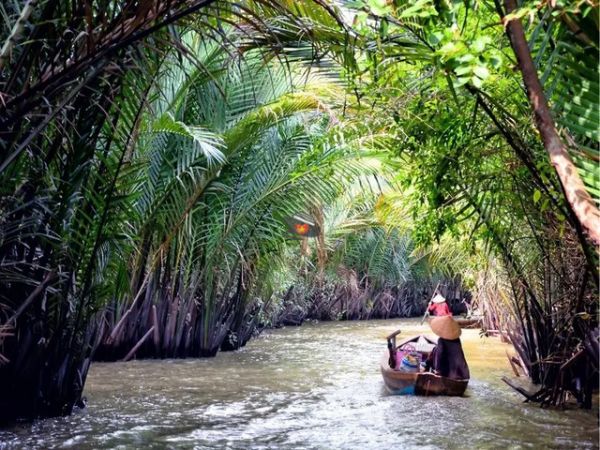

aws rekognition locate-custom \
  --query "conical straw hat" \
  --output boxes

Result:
[429,315,461,340]
[432,293,446,304]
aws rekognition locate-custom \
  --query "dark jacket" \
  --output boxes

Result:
[426,337,470,380]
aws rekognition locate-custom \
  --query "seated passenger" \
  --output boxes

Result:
[425,316,470,380]
[428,293,452,316]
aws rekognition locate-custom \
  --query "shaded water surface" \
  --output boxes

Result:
[1,319,598,449]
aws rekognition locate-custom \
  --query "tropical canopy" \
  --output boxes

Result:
[0,0,597,421]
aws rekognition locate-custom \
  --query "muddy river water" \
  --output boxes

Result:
[1,319,598,449]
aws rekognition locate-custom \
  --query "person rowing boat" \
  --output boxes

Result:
[424,315,470,381]
[420,287,451,325]
[427,293,452,317]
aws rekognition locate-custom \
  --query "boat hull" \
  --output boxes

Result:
[379,363,419,394]
[380,340,468,396]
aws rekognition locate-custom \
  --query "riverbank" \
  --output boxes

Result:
[1,319,598,449]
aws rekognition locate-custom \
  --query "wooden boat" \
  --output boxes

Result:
[454,317,483,329]
[380,330,469,396]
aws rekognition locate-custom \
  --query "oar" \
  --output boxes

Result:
[420,282,441,325]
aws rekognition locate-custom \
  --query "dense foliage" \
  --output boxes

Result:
[339,0,599,400]
[0,0,597,421]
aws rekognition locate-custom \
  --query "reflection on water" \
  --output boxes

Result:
[1,319,598,449]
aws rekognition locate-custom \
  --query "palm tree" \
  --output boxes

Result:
[93,29,374,359]
[0,0,347,423]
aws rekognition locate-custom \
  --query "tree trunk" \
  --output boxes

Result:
[0,316,95,424]
[501,0,600,245]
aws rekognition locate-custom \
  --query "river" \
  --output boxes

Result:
[1,319,598,449]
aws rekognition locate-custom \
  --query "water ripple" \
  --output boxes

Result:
[0,319,597,450]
